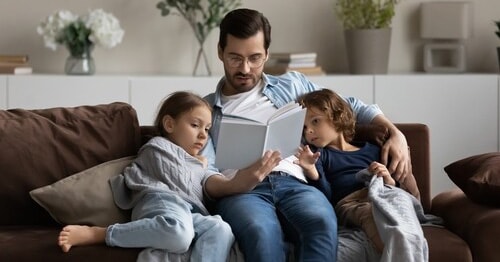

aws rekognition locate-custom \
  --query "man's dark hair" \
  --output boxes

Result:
[218,8,271,52]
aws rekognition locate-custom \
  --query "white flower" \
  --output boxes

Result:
[37,10,78,50]
[83,9,125,49]
[37,9,124,51]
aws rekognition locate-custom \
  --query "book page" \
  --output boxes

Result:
[265,107,306,158]
[218,115,262,125]
[215,102,306,170]
[215,121,267,170]
[268,102,303,123]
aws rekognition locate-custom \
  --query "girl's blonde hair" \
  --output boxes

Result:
[299,89,356,142]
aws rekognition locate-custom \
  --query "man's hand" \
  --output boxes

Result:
[234,150,282,192]
[380,128,411,182]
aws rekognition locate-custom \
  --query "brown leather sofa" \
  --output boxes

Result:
[0,102,473,261]
[432,152,500,262]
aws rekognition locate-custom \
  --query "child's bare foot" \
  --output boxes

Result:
[58,225,106,252]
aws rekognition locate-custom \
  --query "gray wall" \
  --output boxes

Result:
[1,0,499,75]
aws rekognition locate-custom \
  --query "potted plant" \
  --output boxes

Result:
[334,0,401,74]
[156,0,241,76]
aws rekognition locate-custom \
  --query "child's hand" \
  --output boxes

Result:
[294,145,319,167]
[368,161,395,186]
[194,155,208,168]
[294,145,320,180]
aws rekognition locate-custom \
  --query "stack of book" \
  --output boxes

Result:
[0,55,33,74]
[264,52,325,76]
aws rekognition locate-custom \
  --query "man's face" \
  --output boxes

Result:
[218,31,268,96]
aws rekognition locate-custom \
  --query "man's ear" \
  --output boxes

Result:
[217,44,223,61]
[162,115,175,134]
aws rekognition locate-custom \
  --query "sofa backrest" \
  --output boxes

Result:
[0,102,141,226]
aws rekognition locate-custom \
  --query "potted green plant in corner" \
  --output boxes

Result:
[335,0,401,74]
[156,0,241,76]
[495,20,500,71]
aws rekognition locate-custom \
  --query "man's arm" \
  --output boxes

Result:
[371,114,411,181]
[342,95,411,181]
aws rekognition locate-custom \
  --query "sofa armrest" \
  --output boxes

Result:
[395,123,431,212]
[433,189,500,261]
[353,123,431,211]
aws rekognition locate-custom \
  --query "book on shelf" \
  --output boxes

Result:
[215,101,306,170]
[264,65,325,76]
[268,52,318,69]
[0,62,33,75]
[270,52,317,62]
[0,54,29,64]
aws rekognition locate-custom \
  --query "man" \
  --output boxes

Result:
[202,8,411,262]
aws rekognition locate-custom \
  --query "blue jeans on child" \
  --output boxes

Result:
[216,172,338,262]
[106,192,234,262]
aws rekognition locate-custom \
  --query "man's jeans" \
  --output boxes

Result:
[216,173,338,262]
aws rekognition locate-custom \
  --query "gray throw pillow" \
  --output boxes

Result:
[30,156,134,226]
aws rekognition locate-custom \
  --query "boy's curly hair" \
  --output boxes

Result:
[299,89,356,142]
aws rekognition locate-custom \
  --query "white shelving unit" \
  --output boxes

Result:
[7,75,129,109]
[374,74,499,195]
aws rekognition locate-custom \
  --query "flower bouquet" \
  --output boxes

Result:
[37,9,124,75]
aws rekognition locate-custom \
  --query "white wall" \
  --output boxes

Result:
[1,0,499,75]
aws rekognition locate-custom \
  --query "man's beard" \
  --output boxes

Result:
[225,70,260,94]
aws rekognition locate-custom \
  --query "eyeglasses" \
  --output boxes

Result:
[225,54,266,68]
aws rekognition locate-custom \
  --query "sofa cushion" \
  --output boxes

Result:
[30,156,134,227]
[444,152,500,207]
[0,102,141,226]
[353,124,389,147]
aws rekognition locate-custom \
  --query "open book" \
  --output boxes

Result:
[215,102,306,170]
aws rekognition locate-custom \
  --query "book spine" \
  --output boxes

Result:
[0,55,29,64]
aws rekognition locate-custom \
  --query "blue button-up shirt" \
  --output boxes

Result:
[202,72,382,172]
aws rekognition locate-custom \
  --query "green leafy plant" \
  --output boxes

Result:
[335,0,401,30]
[495,20,500,39]
[156,0,241,75]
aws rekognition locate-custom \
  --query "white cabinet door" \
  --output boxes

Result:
[375,74,499,196]
[7,75,129,109]
[0,76,6,109]
[308,75,374,104]
[130,76,220,125]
